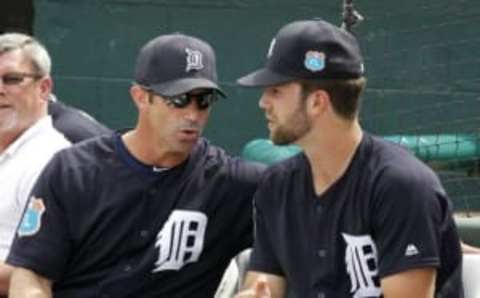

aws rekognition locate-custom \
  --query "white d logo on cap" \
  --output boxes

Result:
[185,48,204,72]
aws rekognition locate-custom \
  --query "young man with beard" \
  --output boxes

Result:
[235,19,463,298]
[7,33,264,298]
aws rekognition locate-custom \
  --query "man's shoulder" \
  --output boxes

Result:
[51,134,115,171]
[33,123,70,150]
[264,152,306,178]
[193,138,267,182]
[368,135,438,181]
[362,135,444,197]
[10,119,70,164]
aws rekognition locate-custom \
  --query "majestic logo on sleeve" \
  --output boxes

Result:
[153,210,208,272]
[185,48,204,72]
[405,243,419,256]
[18,197,46,237]
[342,233,382,297]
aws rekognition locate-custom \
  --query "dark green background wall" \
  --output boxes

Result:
[34,0,480,155]
[35,0,335,154]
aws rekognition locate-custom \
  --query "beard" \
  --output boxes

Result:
[270,103,311,145]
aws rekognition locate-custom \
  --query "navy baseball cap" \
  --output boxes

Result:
[135,33,225,97]
[237,19,364,87]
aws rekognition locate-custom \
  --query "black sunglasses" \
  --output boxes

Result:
[163,92,218,110]
[0,72,43,86]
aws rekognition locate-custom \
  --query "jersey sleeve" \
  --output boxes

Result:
[371,164,454,278]
[248,174,284,276]
[7,153,72,281]
[0,157,50,260]
[227,160,266,253]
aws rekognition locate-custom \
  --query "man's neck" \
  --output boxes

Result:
[0,126,30,154]
[0,134,15,154]
[121,129,189,169]
[300,121,363,196]
[0,113,47,154]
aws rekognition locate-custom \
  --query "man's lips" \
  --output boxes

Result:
[181,128,199,134]
[265,115,275,125]
[179,129,200,140]
[0,104,12,110]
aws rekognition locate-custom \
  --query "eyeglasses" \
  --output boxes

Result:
[0,72,43,86]
[163,92,218,110]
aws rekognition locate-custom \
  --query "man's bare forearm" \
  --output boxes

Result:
[0,261,14,296]
[9,267,52,298]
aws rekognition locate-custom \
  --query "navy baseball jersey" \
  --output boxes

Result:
[250,133,463,298]
[8,133,264,298]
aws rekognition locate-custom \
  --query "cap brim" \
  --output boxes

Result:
[150,78,226,97]
[237,68,296,87]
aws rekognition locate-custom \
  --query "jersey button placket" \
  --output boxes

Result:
[315,201,323,214]
[314,202,325,260]
[140,230,149,238]
[312,198,328,295]
[317,249,327,258]
[148,188,158,196]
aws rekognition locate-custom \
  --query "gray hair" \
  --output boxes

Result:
[0,33,51,76]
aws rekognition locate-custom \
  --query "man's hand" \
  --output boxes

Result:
[235,275,272,298]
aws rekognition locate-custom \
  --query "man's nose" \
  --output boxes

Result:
[259,92,270,110]
[183,100,204,120]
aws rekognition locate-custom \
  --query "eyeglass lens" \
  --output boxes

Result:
[1,73,41,85]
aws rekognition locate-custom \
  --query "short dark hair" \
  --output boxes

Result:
[300,77,367,120]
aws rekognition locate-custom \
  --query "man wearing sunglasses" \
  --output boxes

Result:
[7,33,264,298]
[0,33,70,295]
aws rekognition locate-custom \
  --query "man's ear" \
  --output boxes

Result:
[130,85,150,109]
[39,77,53,102]
[307,89,330,116]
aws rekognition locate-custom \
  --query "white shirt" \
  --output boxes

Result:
[0,116,70,260]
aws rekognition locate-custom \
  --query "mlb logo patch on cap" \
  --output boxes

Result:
[304,51,325,72]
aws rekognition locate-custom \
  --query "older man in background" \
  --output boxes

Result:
[0,32,70,294]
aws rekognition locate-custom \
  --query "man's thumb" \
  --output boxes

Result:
[254,276,272,297]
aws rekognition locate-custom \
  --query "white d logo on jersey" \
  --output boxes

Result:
[153,210,208,272]
[342,233,382,298]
